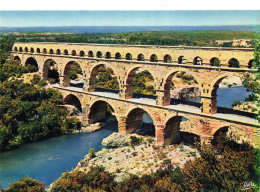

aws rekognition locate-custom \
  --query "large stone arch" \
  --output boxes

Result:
[120,66,157,99]
[86,62,121,92]
[210,124,253,146]
[124,66,157,85]
[42,58,60,83]
[62,60,85,87]
[63,93,83,113]
[124,107,156,135]
[25,56,39,72]
[209,72,244,93]
[160,69,202,106]
[13,55,21,63]
[87,99,119,125]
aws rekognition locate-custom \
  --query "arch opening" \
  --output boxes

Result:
[88,51,94,57]
[211,126,229,149]
[193,56,203,65]
[80,50,85,57]
[115,52,121,59]
[49,49,54,54]
[90,64,119,93]
[96,51,102,58]
[30,48,34,53]
[63,94,82,114]
[24,47,28,52]
[43,48,47,54]
[211,74,253,114]
[14,47,18,52]
[210,57,220,66]
[178,116,201,145]
[64,61,84,88]
[43,59,59,84]
[228,58,239,68]
[19,47,23,52]
[126,68,156,99]
[105,52,111,59]
[72,50,76,56]
[37,48,40,53]
[126,53,132,60]
[164,54,172,63]
[150,54,158,62]
[56,49,61,55]
[178,56,186,64]
[25,57,39,72]
[14,56,21,63]
[137,53,144,61]
[88,101,118,127]
[164,71,200,106]
[126,108,155,136]
[64,49,68,55]
[248,59,254,69]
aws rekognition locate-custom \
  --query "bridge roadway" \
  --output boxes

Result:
[54,85,258,146]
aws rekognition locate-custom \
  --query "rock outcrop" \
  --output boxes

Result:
[76,133,199,182]
[170,86,200,99]
[81,122,105,132]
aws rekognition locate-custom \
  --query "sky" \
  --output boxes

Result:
[0,10,259,27]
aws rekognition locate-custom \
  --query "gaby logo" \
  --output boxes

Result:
[241,181,255,190]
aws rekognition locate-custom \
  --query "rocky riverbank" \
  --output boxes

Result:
[74,133,199,182]
[232,101,257,113]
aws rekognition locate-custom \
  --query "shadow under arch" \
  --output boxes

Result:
[25,57,39,72]
[88,100,118,127]
[63,94,82,113]
[14,56,21,63]
[43,59,59,84]
[211,126,229,148]
[125,107,155,136]
[164,114,200,145]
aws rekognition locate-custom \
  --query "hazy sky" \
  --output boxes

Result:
[0,11,259,27]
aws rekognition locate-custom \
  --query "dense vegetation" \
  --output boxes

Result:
[0,39,80,152]
[1,30,258,47]
[95,66,119,90]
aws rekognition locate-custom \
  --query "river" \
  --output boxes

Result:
[0,86,252,188]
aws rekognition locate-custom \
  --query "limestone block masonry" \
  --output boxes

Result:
[12,42,259,147]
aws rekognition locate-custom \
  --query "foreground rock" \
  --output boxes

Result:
[75,133,199,182]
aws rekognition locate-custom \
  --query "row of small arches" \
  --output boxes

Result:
[14,46,254,68]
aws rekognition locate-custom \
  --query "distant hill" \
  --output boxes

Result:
[0,25,259,34]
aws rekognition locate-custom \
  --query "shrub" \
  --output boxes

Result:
[7,176,45,192]
[63,117,81,133]
[182,142,255,191]
[30,74,41,85]
[51,166,116,192]
[130,135,142,147]
[89,148,96,159]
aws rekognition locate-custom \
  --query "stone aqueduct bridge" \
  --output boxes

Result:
[12,42,258,146]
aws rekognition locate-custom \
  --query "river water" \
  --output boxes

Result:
[0,86,252,188]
